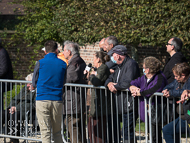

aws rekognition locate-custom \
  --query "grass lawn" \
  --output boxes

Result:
[120,118,145,133]
[3,84,25,109]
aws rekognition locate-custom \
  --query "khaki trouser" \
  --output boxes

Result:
[36,100,63,143]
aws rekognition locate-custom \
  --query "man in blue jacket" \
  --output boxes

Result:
[32,40,67,143]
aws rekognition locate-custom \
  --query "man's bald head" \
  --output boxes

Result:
[99,38,106,52]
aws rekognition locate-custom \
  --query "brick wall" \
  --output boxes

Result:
[3,40,171,79]
[79,42,100,65]
[79,43,170,75]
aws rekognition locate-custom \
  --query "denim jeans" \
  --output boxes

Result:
[163,117,187,143]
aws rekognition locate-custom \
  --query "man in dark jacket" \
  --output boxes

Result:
[104,45,140,143]
[104,36,118,73]
[163,37,187,122]
[163,37,187,84]
[63,42,86,143]
[0,38,14,141]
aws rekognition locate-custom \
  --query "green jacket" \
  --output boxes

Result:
[89,64,111,117]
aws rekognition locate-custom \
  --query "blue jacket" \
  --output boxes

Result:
[32,53,67,101]
[163,77,190,97]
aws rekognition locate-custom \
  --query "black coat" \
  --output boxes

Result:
[0,47,13,80]
[0,47,13,109]
[63,54,86,114]
[104,56,140,114]
[163,52,187,84]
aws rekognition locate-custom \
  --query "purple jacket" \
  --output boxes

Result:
[130,71,167,122]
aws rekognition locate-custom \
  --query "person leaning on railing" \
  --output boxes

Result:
[129,56,168,143]
[2,73,36,143]
[162,62,190,143]
[104,45,140,143]
[84,51,111,143]
[62,42,86,143]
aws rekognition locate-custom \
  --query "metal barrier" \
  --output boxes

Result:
[149,93,190,143]
[63,83,140,143]
[0,79,41,143]
[0,79,189,143]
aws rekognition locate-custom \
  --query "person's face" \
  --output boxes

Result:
[166,38,174,54]
[173,71,186,83]
[99,43,106,52]
[105,39,113,52]
[112,53,119,64]
[143,63,148,75]
[93,55,99,68]
[63,46,70,60]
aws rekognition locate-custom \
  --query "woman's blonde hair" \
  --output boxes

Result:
[143,56,162,74]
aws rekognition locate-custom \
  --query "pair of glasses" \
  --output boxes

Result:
[166,43,173,46]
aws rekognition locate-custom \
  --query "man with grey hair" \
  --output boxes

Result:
[63,40,73,47]
[105,36,118,54]
[163,37,187,84]
[63,42,86,143]
[104,36,119,73]
[105,45,140,143]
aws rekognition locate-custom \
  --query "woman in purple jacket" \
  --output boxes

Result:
[129,56,167,143]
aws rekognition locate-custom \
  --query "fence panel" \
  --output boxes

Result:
[0,79,41,142]
[1,80,189,143]
[149,93,190,143]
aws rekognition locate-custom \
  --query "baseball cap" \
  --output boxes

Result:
[112,45,127,56]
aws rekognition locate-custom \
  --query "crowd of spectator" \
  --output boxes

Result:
[0,36,190,143]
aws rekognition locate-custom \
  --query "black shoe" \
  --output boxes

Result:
[10,138,19,143]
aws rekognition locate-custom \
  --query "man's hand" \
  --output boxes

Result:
[110,69,114,74]
[27,83,35,91]
[9,106,16,114]
[177,90,190,104]
[107,82,117,93]
[162,89,170,98]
